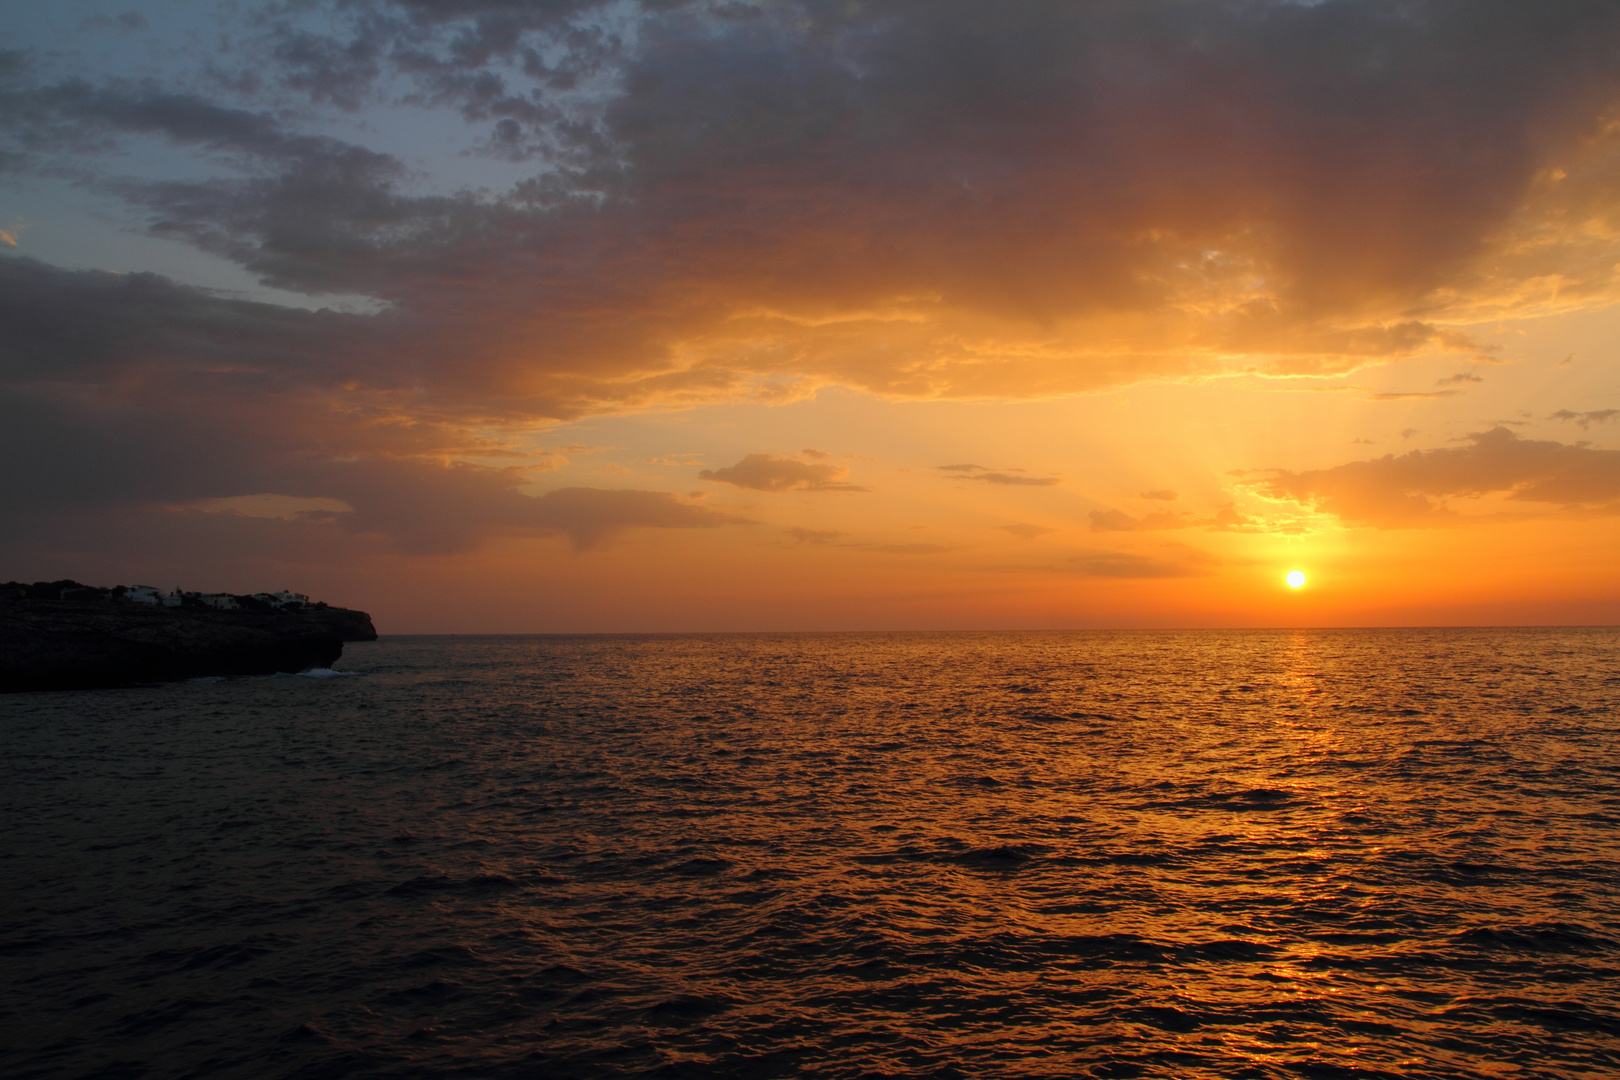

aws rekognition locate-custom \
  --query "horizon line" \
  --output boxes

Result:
[368,624,1620,636]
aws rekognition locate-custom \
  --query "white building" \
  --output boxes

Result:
[253,591,311,609]
[122,585,317,610]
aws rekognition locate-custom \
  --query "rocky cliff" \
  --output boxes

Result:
[0,584,378,692]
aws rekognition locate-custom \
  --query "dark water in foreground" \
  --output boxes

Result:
[4,631,1620,1079]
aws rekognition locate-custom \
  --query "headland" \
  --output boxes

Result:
[0,581,378,692]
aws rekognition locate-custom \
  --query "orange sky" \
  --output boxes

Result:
[4,1,1620,629]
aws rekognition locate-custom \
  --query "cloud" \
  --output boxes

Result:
[786,527,841,544]
[1067,548,1213,579]
[1089,506,1261,533]
[9,2,1620,581]
[1550,408,1619,430]
[0,304,738,557]
[1252,427,1620,527]
[80,11,148,34]
[2,80,293,154]
[180,494,355,520]
[937,465,1060,487]
[269,26,385,113]
[0,257,393,397]
[1368,390,1461,401]
[1437,372,1484,385]
[1090,509,1190,533]
[851,542,953,555]
[699,453,867,492]
[5,0,1620,425]
[521,487,740,550]
[997,523,1054,540]
[1139,489,1178,501]
[180,465,739,554]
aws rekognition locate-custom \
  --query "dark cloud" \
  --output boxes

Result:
[0,257,382,387]
[80,11,149,34]
[272,27,386,112]
[0,385,736,554]
[1551,408,1619,430]
[519,486,739,550]
[284,459,742,553]
[0,255,731,423]
[937,465,1060,487]
[1254,427,1620,527]
[9,81,287,150]
[699,453,866,492]
[0,258,736,556]
[186,462,739,553]
[7,0,1620,415]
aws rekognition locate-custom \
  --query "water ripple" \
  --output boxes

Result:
[2,629,1618,1078]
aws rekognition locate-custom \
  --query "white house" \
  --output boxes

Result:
[252,591,311,609]
[121,585,318,610]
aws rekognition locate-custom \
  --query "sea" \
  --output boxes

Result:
[3,630,1619,1079]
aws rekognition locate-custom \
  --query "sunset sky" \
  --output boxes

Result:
[4,0,1620,631]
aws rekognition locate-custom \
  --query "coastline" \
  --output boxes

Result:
[0,590,377,692]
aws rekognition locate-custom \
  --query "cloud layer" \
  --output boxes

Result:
[938,465,1060,487]
[699,453,866,492]
[1255,428,1620,527]
[9,1,1620,417]
[0,259,734,553]
[7,1,1620,576]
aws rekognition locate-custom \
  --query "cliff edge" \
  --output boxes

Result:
[0,582,378,692]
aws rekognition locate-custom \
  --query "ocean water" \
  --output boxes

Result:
[3,630,1619,1079]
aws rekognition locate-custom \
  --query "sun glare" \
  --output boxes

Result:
[1286,570,1307,589]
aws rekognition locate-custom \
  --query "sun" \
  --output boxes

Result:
[1285,570,1307,589]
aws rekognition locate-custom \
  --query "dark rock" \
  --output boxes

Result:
[0,589,377,692]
